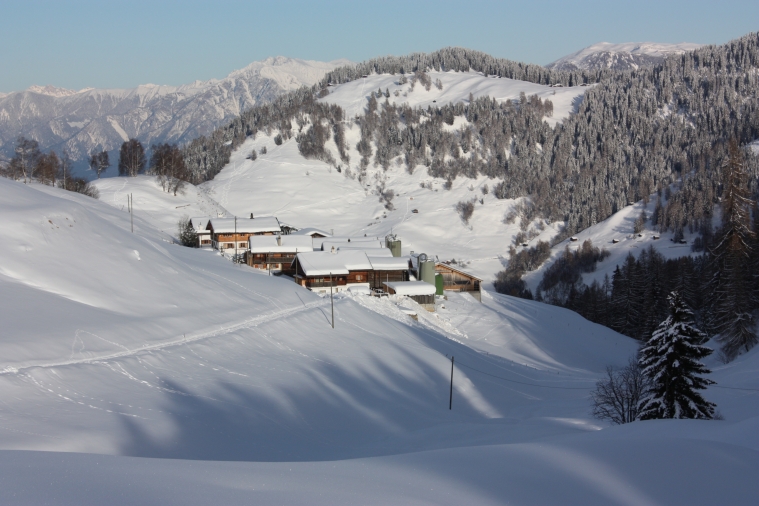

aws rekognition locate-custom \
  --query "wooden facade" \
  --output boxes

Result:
[247,252,297,273]
[435,263,482,302]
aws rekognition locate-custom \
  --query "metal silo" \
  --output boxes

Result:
[385,234,402,257]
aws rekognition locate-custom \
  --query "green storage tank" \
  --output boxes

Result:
[435,273,444,295]
[420,259,436,286]
[385,235,402,257]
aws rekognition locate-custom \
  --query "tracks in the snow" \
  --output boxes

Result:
[0,298,330,376]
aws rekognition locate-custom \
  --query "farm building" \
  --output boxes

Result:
[435,263,483,302]
[207,217,281,255]
[292,249,409,293]
[246,235,314,274]
[383,281,436,311]
[190,217,212,248]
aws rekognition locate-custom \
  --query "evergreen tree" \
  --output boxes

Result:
[638,291,716,420]
[178,216,198,247]
[706,140,757,360]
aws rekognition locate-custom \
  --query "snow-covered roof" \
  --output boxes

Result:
[296,250,408,277]
[313,236,382,249]
[208,217,281,234]
[295,250,371,276]
[190,217,211,233]
[435,262,483,281]
[321,240,385,251]
[248,235,314,253]
[368,256,410,271]
[291,227,332,238]
[384,281,436,296]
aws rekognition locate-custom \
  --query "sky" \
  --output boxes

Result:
[1,0,757,92]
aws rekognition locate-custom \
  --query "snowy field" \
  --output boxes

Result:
[0,177,757,503]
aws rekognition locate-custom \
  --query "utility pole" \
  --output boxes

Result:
[234,215,238,262]
[330,272,334,329]
[449,356,454,410]
[129,194,134,233]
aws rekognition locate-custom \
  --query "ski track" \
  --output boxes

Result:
[0,298,330,376]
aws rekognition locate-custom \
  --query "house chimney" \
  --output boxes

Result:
[277,235,282,246]
[250,213,254,219]
[331,246,336,254]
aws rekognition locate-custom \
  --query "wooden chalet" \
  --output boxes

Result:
[383,281,436,311]
[292,248,408,293]
[207,217,281,254]
[190,217,212,248]
[435,263,483,302]
[246,235,313,274]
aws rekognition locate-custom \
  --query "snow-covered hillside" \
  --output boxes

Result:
[0,177,756,503]
[323,70,586,127]
[189,71,586,286]
[522,196,713,294]
[0,56,350,173]
[547,42,702,71]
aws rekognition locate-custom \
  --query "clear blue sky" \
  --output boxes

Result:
[2,0,757,92]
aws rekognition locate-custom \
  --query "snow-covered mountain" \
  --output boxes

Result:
[547,42,702,71]
[0,56,350,172]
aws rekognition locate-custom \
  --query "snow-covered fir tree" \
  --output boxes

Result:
[638,291,716,420]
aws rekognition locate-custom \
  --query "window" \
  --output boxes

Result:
[201,239,211,244]
[239,243,246,248]
[225,243,234,248]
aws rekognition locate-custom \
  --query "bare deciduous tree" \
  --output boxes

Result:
[118,139,146,177]
[591,357,650,425]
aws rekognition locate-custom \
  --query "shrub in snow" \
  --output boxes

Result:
[637,291,716,420]
[456,200,475,224]
[591,358,651,424]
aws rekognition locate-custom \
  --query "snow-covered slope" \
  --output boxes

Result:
[0,56,350,173]
[322,70,586,127]
[547,42,702,71]
[0,177,756,503]
[191,71,584,285]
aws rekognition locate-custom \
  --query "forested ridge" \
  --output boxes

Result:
[184,33,758,240]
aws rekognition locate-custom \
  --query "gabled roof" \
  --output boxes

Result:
[384,281,436,296]
[291,227,332,238]
[248,235,314,253]
[435,262,483,281]
[190,217,211,232]
[208,217,281,234]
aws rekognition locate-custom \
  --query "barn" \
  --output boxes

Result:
[435,263,483,302]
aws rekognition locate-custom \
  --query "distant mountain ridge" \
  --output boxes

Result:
[0,56,350,174]
[547,41,702,71]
